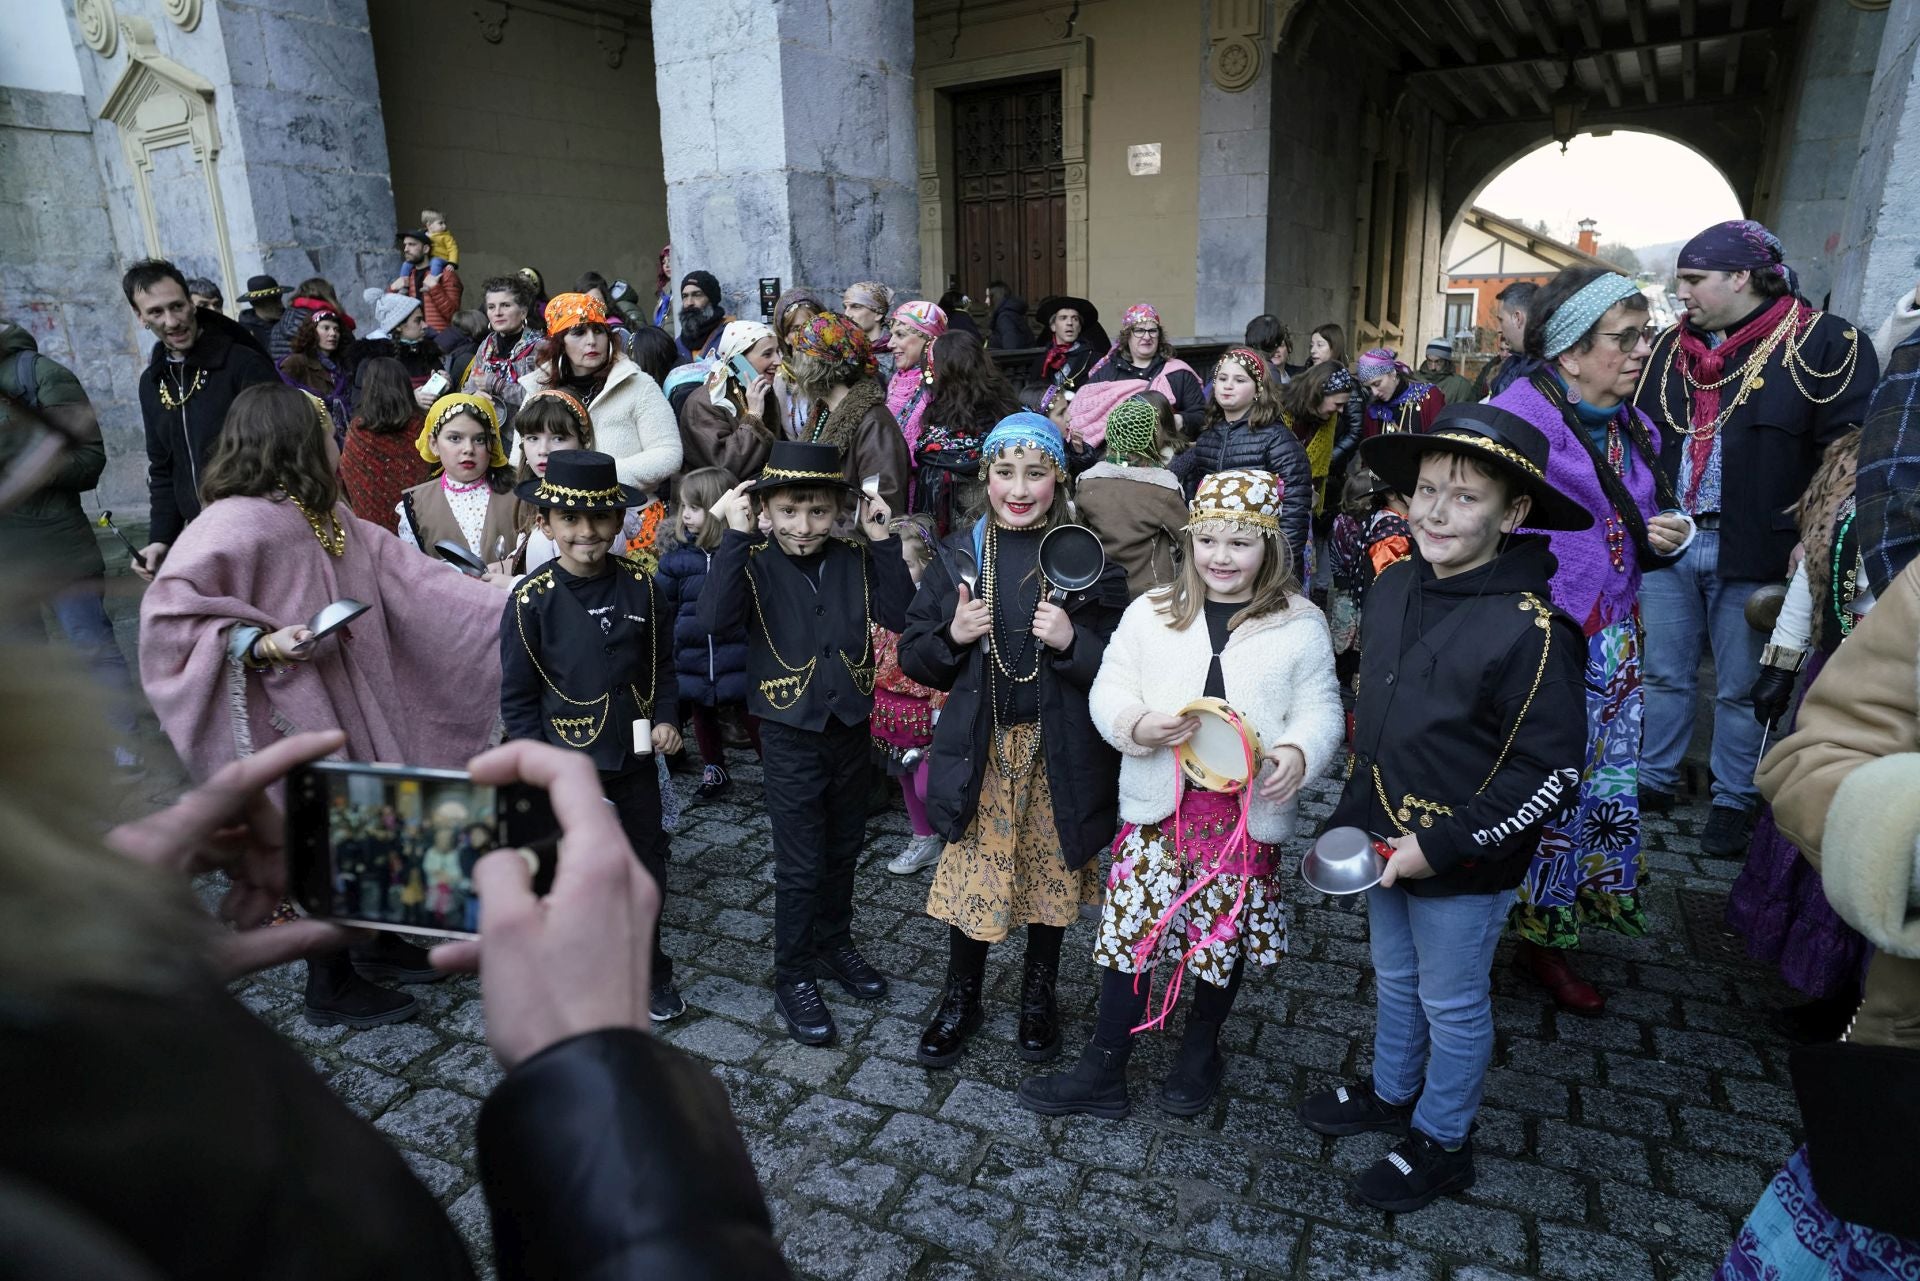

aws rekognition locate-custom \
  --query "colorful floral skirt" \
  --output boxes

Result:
[1717,1146,1920,1281]
[1724,654,1866,998]
[927,724,1098,943]
[1092,815,1288,988]
[1511,615,1649,948]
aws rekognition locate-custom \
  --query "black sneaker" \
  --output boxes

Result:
[696,764,731,800]
[1350,1131,1474,1212]
[1639,786,1677,815]
[1701,804,1756,857]
[774,979,836,1046]
[818,944,889,999]
[650,980,687,1022]
[1297,1079,1416,1137]
[349,934,449,984]
[304,971,420,1028]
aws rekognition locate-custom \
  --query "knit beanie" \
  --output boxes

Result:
[367,292,423,340]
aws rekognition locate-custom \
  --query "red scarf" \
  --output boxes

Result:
[1674,296,1801,507]
[1040,342,1072,381]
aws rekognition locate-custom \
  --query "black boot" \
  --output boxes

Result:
[917,971,984,1068]
[304,953,418,1028]
[1016,1042,1132,1119]
[348,932,448,984]
[1158,1015,1225,1117]
[1017,954,1061,1062]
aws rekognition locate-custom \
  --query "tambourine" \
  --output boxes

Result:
[1175,697,1263,793]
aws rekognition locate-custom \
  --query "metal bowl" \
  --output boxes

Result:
[1299,826,1390,896]
[306,597,369,642]
[433,539,488,577]
[1745,581,1788,633]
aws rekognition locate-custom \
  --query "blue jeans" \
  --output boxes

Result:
[1636,529,1768,808]
[50,585,138,735]
[1368,884,1514,1148]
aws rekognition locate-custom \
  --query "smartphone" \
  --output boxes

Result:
[286,761,558,940]
[728,354,759,387]
[420,369,450,399]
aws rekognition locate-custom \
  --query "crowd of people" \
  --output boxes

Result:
[4,209,1920,1275]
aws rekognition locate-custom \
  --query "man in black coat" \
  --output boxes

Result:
[235,273,288,352]
[1632,220,1879,854]
[986,279,1032,351]
[124,258,280,580]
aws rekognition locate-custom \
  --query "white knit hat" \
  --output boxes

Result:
[366,292,423,340]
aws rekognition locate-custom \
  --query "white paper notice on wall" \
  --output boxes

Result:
[1127,144,1162,176]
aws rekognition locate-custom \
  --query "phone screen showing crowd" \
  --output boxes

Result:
[324,770,499,935]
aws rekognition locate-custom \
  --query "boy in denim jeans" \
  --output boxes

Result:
[1296,404,1588,1211]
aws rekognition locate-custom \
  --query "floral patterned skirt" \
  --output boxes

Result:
[927,724,1098,943]
[1511,615,1649,948]
[1091,816,1289,988]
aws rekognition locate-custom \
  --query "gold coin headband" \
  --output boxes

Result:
[522,388,592,435]
[531,479,626,507]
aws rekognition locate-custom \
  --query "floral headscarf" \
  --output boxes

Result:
[544,291,607,337]
[417,393,509,468]
[793,311,877,378]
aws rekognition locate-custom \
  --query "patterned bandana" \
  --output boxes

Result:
[793,311,877,377]
[1542,272,1642,359]
[892,300,947,338]
[1121,303,1161,332]
[1187,468,1283,535]
[544,291,607,337]
[1678,219,1789,279]
[844,281,892,314]
[981,411,1067,475]
[418,393,509,467]
[1356,348,1400,382]
[1220,347,1269,382]
[521,388,592,436]
[716,319,775,366]
[1321,365,1356,395]
[1104,396,1161,463]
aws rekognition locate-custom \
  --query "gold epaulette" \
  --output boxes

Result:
[514,565,556,608]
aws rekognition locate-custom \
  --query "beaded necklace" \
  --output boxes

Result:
[1832,506,1859,641]
[979,520,1045,779]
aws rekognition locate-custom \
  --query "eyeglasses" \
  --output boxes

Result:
[1596,324,1659,353]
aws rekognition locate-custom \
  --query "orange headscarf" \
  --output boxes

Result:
[544,291,607,337]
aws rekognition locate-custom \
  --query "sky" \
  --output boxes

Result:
[1474,131,1743,250]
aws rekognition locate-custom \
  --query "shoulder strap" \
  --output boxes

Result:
[400,491,427,551]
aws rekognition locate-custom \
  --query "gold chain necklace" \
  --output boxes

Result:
[284,490,346,557]
[512,567,658,748]
[743,543,872,709]
[158,365,205,410]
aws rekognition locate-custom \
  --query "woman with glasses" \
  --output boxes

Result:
[1488,266,1693,1016]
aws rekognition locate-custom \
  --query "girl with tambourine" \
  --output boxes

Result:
[1018,469,1344,1120]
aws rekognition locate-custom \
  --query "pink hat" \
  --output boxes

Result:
[891,300,947,338]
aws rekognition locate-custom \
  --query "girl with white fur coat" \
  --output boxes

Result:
[1018,469,1344,1122]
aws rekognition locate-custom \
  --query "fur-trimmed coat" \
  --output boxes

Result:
[1088,591,1345,844]
[1073,462,1188,598]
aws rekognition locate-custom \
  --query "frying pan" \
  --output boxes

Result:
[1038,524,1105,602]
[433,539,488,577]
[295,598,370,653]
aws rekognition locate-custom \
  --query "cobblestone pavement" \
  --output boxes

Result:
[100,566,1789,1281]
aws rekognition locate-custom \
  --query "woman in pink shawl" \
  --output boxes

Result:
[1072,302,1206,451]
[140,383,509,1028]
[885,300,946,498]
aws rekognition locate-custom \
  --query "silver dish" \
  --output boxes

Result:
[294,598,370,653]
[1299,826,1389,896]
[433,539,488,577]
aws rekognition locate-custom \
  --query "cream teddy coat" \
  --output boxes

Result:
[519,356,682,491]
[1088,590,1345,844]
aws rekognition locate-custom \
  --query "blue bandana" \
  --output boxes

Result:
[981,411,1067,474]
[1542,272,1642,359]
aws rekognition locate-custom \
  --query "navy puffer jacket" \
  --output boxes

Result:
[656,538,750,708]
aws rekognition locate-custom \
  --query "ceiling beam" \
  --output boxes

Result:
[1493,89,1768,128]
[1723,0,1750,95]
[1405,9,1789,80]
[1575,2,1626,108]
[1626,0,1660,104]
[1325,0,1476,122]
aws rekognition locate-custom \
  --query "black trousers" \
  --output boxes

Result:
[760,717,871,984]
[603,764,673,987]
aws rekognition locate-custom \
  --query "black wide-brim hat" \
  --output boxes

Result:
[243,274,290,300]
[515,449,645,512]
[1360,403,1594,532]
[747,440,857,496]
[1035,296,1099,329]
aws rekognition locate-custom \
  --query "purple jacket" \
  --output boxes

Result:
[1492,376,1662,635]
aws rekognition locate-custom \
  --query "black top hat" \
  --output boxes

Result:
[242,274,290,300]
[514,450,645,512]
[395,228,432,250]
[1359,403,1594,532]
[747,440,856,495]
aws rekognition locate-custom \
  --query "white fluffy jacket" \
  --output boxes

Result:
[520,357,682,491]
[1088,591,1346,842]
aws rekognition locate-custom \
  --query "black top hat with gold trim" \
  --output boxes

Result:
[1359,403,1593,532]
[514,450,644,512]
[747,440,856,495]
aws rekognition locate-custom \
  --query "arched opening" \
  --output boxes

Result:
[1436,130,1741,367]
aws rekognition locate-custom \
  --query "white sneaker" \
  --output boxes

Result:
[887,834,943,875]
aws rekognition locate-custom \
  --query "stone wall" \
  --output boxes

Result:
[1194,0,1268,341]
[1762,0,1887,308]
[368,0,667,301]
[655,0,918,326]
[1828,0,1920,330]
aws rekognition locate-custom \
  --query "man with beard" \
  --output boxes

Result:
[123,259,280,580]
[675,270,730,361]
[1418,340,1477,405]
[456,275,541,425]
[387,228,462,332]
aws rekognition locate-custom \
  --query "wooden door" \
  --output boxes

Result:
[952,77,1065,317]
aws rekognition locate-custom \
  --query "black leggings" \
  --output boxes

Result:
[947,922,1065,979]
[1092,956,1245,1050]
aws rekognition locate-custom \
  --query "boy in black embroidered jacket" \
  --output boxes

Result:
[1296,404,1588,1213]
[500,450,684,1019]
[698,440,915,1046]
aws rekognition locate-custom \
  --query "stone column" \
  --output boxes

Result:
[1194,0,1273,340]
[1830,1,1920,329]
[649,0,918,326]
